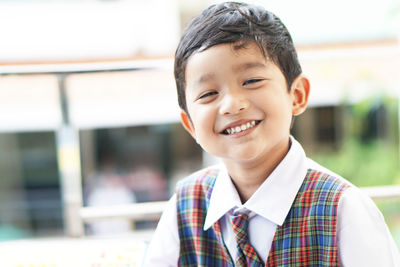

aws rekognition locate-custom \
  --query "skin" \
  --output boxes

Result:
[180,42,310,203]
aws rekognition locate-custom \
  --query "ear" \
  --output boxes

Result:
[180,110,196,139]
[290,75,310,116]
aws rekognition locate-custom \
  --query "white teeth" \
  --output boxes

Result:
[225,120,258,135]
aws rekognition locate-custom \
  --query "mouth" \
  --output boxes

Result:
[221,120,261,135]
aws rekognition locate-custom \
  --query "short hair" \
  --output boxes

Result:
[174,1,302,114]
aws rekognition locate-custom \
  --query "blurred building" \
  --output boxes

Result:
[0,0,399,242]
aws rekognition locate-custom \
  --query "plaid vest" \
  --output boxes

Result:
[176,168,349,267]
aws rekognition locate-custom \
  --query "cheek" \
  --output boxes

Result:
[189,109,213,135]
[257,95,292,123]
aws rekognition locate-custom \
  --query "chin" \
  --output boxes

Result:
[223,151,261,163]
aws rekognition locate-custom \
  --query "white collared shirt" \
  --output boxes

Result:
[145,138,400,266]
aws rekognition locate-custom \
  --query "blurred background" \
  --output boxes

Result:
[0,0,400,265]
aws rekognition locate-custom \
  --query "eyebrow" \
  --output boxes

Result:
[193,73,216,87]
[192,61,267,87]
[232,61,267,72]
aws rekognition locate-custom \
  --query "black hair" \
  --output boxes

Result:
[174,1,302,114]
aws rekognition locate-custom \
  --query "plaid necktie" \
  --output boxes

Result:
[231,213,264,267]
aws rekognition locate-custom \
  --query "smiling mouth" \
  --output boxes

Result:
[222,120,261,135]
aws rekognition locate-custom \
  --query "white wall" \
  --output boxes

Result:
[0,0,180,62]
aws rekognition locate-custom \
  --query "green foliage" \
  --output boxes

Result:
[312,139,400,186]
[312,96,400,187]
[351,96,399,141]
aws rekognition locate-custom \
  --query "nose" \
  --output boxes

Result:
[219,89,249,115]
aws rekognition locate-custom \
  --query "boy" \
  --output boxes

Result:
[146,2,400,266]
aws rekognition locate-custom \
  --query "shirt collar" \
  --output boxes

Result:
[203,163,242,230]
[203,136,308,230]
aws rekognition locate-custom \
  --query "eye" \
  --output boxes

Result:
[198,91,218,100]
[242,78,263,86]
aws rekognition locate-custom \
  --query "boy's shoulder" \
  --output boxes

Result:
[306,157,381,211]
[305,157,356,189]
[303,157,373,205]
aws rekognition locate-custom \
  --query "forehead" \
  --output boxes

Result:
[185,42,277,88]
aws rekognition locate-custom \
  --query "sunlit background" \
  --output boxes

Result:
[0,0,400,266]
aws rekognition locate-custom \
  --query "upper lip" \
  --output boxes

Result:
[219,119,259,133]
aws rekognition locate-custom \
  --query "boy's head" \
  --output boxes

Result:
[174,1,302,114]
[174,1,309,164]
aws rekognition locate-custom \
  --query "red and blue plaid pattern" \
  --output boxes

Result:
[176,168,349,266]
[266,170,349,266]
[176,168,233,266]
[231,213,264,266]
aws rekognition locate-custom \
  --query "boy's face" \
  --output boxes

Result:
[180,42,309,165]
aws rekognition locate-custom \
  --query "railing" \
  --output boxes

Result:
[79,185,400,228]
[361,185,400,201]
[80,201,167,223]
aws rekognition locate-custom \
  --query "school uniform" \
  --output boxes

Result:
[146,137,400,266]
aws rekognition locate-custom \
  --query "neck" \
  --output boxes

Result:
[223,138,291,203]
